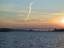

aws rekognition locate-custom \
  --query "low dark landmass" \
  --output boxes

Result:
[0,28,48,32]
[0,28,64,32]
[0,28,14,32]
[52,28,64,32]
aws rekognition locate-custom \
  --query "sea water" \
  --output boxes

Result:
[0,31,64,48]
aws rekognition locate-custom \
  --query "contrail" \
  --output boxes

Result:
[25,1,34,21]
[25,0,37,21]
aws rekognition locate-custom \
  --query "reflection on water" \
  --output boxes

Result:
[0,32,64,48]
[56,32,64,48]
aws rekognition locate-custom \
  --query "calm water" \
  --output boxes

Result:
[0,31,64,48]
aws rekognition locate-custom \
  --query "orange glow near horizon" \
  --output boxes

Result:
[49,16,64,29]
[0,19,49,28]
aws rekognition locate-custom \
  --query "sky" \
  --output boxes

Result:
[0,0,64,29]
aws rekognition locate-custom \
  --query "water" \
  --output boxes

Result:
[0,31,64,48]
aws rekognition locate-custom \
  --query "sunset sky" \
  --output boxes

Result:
[0,0,64,29]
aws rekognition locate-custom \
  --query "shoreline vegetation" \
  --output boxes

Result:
[0,28,64,32]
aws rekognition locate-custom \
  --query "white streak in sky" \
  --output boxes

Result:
[25,2,34,20]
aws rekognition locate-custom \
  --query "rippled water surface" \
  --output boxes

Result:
[0,31,64,48]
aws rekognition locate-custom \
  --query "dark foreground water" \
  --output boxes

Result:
[0,31,64,48]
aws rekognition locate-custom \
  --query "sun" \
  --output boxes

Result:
[57,17,64,25]
[49,16,64,29]
[60,19,64,24]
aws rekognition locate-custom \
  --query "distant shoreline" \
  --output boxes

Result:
[0,28,64,32]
